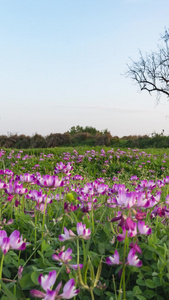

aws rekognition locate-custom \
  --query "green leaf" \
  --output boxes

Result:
[93,287,101,296]
[143,289,156,299]
[152,277,161,287]
[44,266,58,272]
[4,254,12,264]
[20,273,34,289]
[136,296,147,300]
[156,295,165,300]
[126,290,134,297]
[143,251,152,260]
[2,268,11,278]
[103,225,111,237]
[152,252,157,261]
[137,273,144,279]
[136,279,146,286]
[37,250,44,258]
[11,259,19,267]
[31,271,39,285]
[82,296,92,300]
[8,251,17,257]
[141,266,152,272]
[145,245,165,262]
[44,250,54,257]
[41,241,52,252]
[145,279,156,289]
[98,242,105,254]
[0,281,17,300]
[106,291,115,298]
[157,259,166,272]
[32,266,43,272]
[133,285,142,294]
[152,272,158,276]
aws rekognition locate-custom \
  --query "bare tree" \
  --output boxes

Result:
[126,29,169,102]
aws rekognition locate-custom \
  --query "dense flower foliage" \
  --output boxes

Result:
[1,147,169,299]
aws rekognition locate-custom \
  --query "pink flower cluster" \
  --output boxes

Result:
[30,270,79,300]
[0,230,26,255]
[106,245,142,268]
[117,220,152,241]
[52,247,83,272]
[59,222,91,241]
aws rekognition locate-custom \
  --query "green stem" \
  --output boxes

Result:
[94,206,106,235]
[3,242,38,292]
[122,264,126,299]
[0,254,4,291]
[77,238,87,288]
[90,289,95,300]
[21,195,25,212]
[14,244,41,281]
[56,265,64,279]
[18,251,21,267]
[11,197,14,219]
[125,269,131,289]
[82,239,87,266]
[34,210,37,257]
[110,222,116,235]
[61,214,65,236]
[118,231,128,300]
[112,275,118,300]
[77,238,80,265]
[41,195,48,253]
[91,197,94,234]
[2,159,5,171]
[14,284,16,297]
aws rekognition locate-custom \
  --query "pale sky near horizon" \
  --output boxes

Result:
[1,0,169,137]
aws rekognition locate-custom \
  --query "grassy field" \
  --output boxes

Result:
[0,146,169,300]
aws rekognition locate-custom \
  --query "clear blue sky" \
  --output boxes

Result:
[1,0,169,137]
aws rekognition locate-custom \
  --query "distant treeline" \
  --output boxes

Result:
[1,126,169,148]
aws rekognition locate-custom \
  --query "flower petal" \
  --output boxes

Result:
[38,271,56,291]
[61,278,79,299]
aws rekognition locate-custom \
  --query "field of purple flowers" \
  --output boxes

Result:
[0,147,169,300]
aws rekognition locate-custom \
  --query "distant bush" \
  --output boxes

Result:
[30,134,47,148]
[46,133,71,147]
[96,132,112,146]
[72,132,92,143]
[0,134,18,148]
[1,127,169,148]
[69,125,99,136]
[15,135,31,149]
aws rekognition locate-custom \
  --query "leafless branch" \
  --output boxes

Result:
[126,29,169,101]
